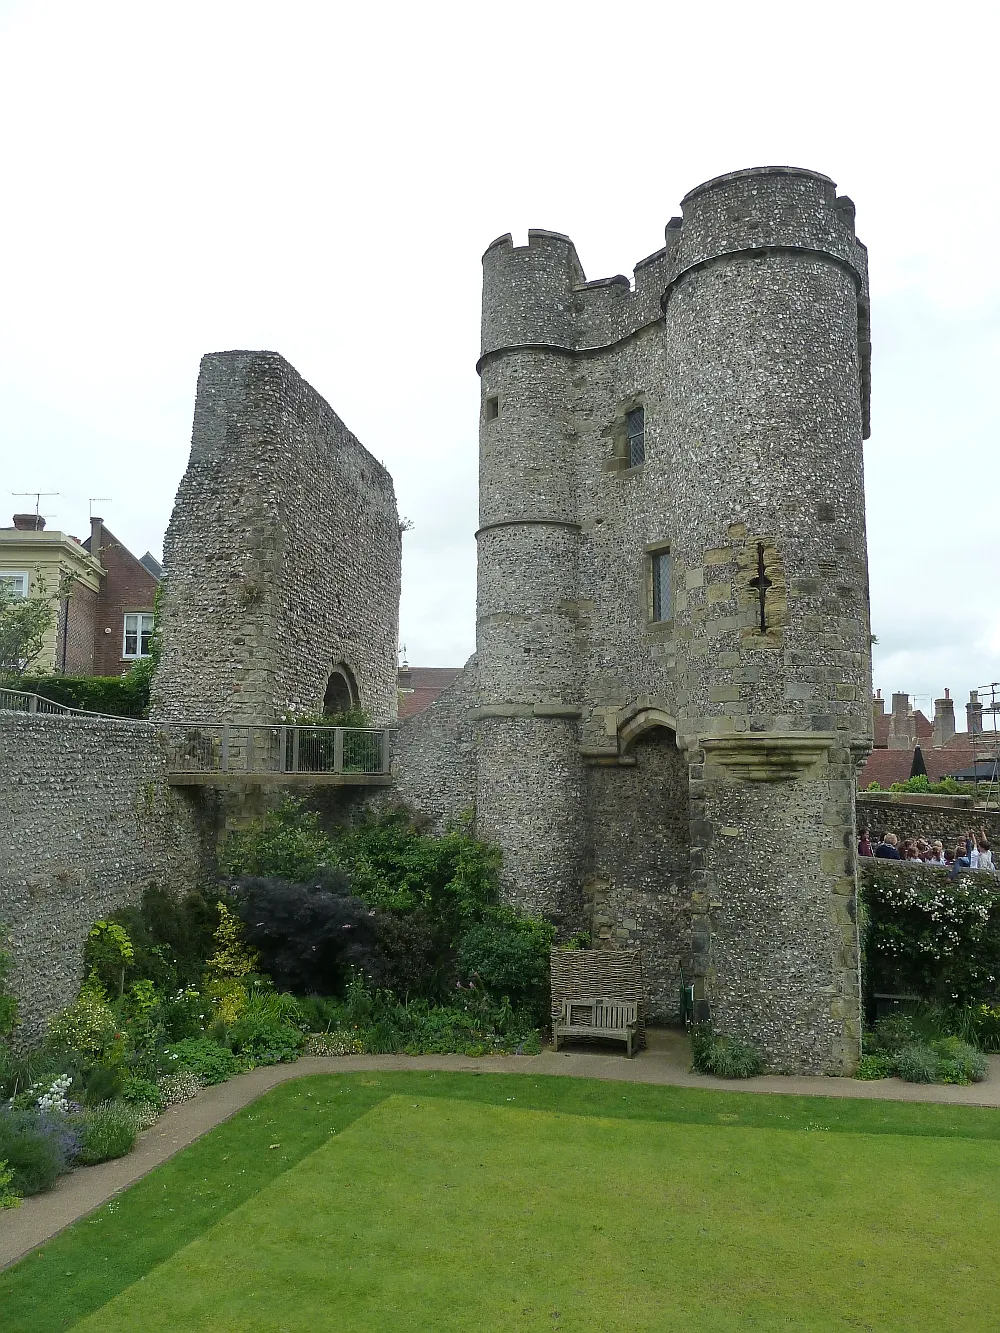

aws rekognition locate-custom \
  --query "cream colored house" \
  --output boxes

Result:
[0,513,102,673]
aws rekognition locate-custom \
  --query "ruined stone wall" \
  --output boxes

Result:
[153,351,400,725]
[390,659,479,833]
[0,714,203,1042]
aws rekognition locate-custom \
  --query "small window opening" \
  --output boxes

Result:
[626,407,645,467]
[748,542,772,632]
[485,395,499,421]
[651,548,671,623]
[323,669,355,715]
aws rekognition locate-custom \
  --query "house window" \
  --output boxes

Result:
[650,548,671,623]
[123,612,154,658]
[0,570,29,598]
[626,407,645,467]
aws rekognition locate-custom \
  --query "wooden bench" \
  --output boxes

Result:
[552,997,639,1058]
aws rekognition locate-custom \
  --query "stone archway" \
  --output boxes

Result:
[618,706,681,755]
[323,663,358,716]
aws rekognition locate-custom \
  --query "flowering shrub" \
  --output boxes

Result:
[162,1037,245,1085]
[46,992,120,1057]
[861,862,1000,1004]
[36,1074,73,1114]
[303,1032,364,1056]
[156,1071,203,1106]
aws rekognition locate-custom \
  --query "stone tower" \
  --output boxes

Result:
[464,167,873,1073]
[152,351,401,725]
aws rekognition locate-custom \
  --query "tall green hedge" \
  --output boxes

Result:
[4,665,151,718]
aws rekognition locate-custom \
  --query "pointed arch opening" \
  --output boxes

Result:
[323,663,358,716]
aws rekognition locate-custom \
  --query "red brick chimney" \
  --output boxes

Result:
[12,513,45,531]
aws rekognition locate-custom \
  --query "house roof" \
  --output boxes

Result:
[398,667,462,720]
[872,709,933,748]
[858,735,1000,788]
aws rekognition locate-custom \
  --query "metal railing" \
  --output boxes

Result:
[0,687,108,717]
[161,723,393,777]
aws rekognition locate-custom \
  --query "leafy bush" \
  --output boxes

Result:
[861,861,1000,1005]
[303,1031,364,1056]
[234,876,378,995]
[0,1112,65,1195]
[457,912,555,1025]
[865,1013,919,1055]
[8,668,152,717]
[77,1102,140,1165]
[120,1074,164,1112]
[84,921,135,997]
[109,885,226,992]
[0,945,18,1038]
[690,1028,764,1079]
[369,910,449,1001]
[161,1037,244,1085]
[895,1044,940,1083]
[854,1054,896,1080]
[80,1061,127,1106]
[46,991,120,1057]
[226,991,305,1066]
[222,801,339,883]
[158,987,210,1041]
[0,1158,22,1209]
[931,1036,988,1084]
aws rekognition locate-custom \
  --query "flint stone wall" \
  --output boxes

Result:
[856,794,1000,851]
[0,714,202,1042]
[152,351,401,726]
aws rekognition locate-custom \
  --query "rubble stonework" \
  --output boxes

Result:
[152,351,401,725]
[0,714,202,1041]
[395,166,874,1073]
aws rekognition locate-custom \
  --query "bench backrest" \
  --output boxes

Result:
[561,998,637,1029]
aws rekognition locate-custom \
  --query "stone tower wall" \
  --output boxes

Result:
[153,352,400,725]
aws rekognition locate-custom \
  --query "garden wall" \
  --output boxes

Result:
[857,794,1000,850]
[0,713,204,1042]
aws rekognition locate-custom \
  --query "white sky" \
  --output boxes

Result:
[1,0,997,724]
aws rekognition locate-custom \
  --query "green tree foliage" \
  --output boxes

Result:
[0,577,55,676]
[9,669,152,717]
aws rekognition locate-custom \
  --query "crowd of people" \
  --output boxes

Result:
[859,827,995,874]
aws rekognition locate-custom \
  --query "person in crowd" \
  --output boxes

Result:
[976,828,994,871]
[926,841,947,865]
[858,829,873,857]
[902,840,922,861]
[874,832,902,860]
[952,837,973,877]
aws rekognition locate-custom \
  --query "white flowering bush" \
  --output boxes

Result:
[156,1071,203,1107]
[303,1031,364,1056]
[861,862,1000,1004]
[36,1074,73,1115]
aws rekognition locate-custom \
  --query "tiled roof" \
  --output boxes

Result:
[398,667,463,720]
[858,736,1000,788]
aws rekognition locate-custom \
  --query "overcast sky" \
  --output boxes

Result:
[1,1,997,725]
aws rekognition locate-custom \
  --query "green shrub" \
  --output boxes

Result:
[77,1102,139,1165]
[931,1036,988,1084]
[0,945,18,1038]
[0,1157,22,1208]
[690,1027,764,1079]
[865,1013,919,1055]
[108,886,228,992]
[162,1037,244,1085]
[222,801,338,883]
[120,1074,164,1111]
[9,668,151,717]
[83,921,135,996]
[46,991,120,1058]
[854,1053,896,1080]
[457,912,555,1026]
[80,1061,127,1106]
[226,991,305,1066]
[0,1114,64,1195]
[861,861,1000,1005]
[896,1044,940,1083]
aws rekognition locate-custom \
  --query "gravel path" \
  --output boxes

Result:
[4,1031,1000,1271]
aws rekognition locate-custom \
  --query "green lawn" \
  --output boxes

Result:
[4,1072,1000,1331]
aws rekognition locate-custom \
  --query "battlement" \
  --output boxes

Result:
[479,165,871,433]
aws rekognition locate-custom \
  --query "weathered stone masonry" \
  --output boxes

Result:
[0,714,203,1041]
[396,166,874,1073]
[152,351,401,726]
